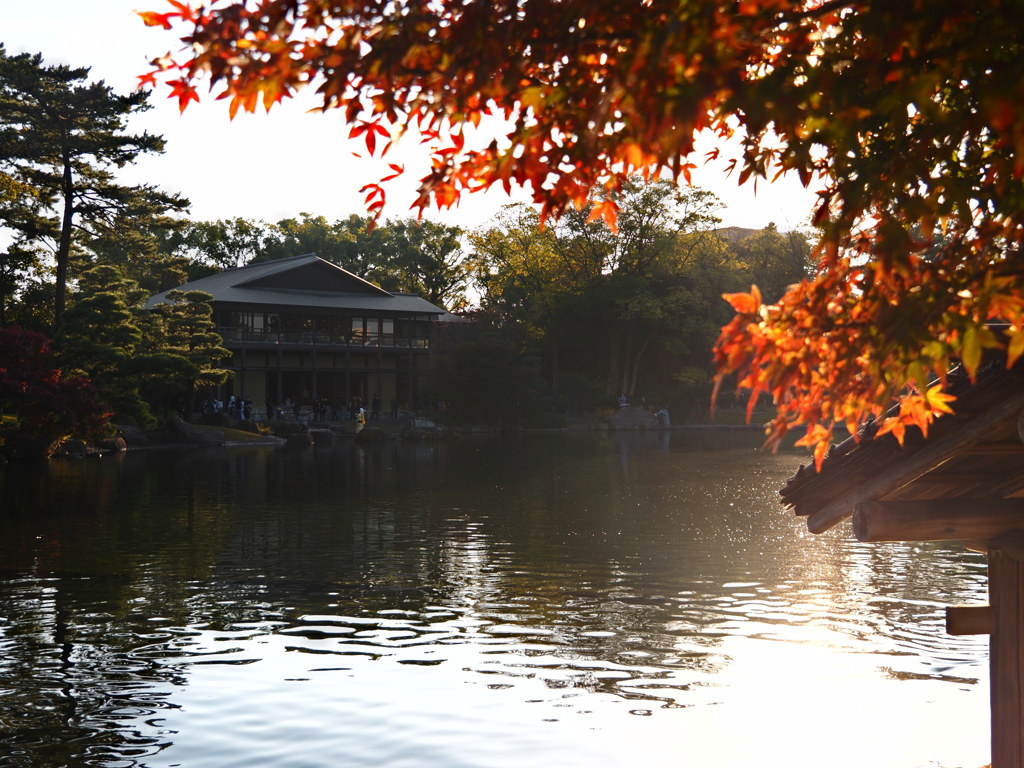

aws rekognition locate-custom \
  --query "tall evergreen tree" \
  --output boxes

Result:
[0,242,46,329]
[0,45,188,326]
[54,265,154,426]
[90,215,197,297]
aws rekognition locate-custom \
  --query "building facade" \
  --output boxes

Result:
[147,254,447,415]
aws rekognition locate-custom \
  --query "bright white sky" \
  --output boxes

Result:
[3,0,822,232]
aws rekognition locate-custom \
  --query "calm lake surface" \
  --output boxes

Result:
[0,431,990,768]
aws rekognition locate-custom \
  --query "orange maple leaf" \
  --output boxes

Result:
[722,286,762,315]
[138,11,175,29]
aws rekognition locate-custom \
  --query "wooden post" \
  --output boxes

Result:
[989,548,1024,768]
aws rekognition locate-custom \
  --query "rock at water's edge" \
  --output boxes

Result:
[166,417,225,446]
[115,424,150,447]
[608,406,659,430]
[98,436,127,452]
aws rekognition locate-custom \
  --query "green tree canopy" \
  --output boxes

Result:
[54,265,152,426]
[255,213,385,279]
[387,219,468,310]
[166,217,266,271]
[147,290,232,413]
[731,224,813,304]
[242,213,470,309]
[471,180,752,404]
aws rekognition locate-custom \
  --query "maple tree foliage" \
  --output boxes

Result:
[141,1,1024,462]
[0,327,109,441]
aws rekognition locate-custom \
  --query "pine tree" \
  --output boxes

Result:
[148,290,232,417]
[0,45,188,326]
[54,264,153,426]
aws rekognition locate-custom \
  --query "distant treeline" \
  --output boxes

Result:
[0,45,812,436]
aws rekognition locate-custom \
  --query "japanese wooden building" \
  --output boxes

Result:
[147,254,447,412]
[781,357,1024,767]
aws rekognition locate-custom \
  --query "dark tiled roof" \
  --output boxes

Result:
[146,254,446,316]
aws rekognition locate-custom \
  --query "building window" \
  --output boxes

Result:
[412,318,430,349]
[317,315,347,345]
[281,313,314,344]
[267,313,280,334]
[364,317,379,347]
[223,311,269,341]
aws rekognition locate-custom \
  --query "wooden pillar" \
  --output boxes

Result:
[990,548,1024,768]
[240,347,247,400]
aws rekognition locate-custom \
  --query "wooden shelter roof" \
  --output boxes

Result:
[780,354,1024,768]
[780,357,1024,535]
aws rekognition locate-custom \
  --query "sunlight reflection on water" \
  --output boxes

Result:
[0,432,990,768]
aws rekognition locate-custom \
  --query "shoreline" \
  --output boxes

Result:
[0,419,779,464]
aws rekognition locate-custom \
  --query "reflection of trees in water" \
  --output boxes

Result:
[0,435,992,760]
[190,435,988,698]
[0,449,241,765]
[0,573,190,764]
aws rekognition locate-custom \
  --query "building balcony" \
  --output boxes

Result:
[218,327,429,349]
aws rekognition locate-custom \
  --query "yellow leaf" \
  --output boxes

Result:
[924,383,956,415]
[961,325,981,378]
[520,86,544,113]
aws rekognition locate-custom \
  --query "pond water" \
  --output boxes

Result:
[0,431,990,768]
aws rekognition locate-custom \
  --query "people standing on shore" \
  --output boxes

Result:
[656,407,670,427]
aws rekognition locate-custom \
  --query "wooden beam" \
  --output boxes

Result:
[989,550,1024,768]
[992,531,1024,562]
[946,605,995,635]
[806,388,1024,534]
[910,472,991,484]
[852,499,1024,542]
[969,441,1024,455]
